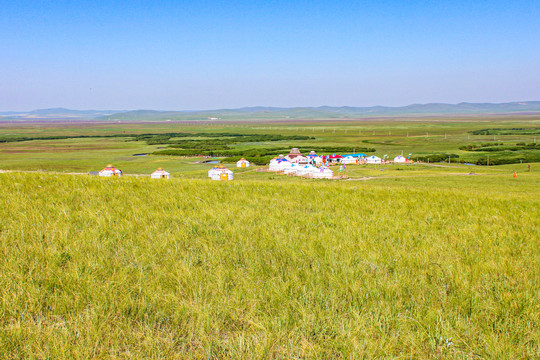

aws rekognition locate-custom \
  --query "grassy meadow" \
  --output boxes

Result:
[0,172,538,358]
[0,116,539,358]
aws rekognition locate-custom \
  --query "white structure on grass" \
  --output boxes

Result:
[393,155,408,163]
[269,156,291,171]
[312,166,334,179]
[342,156,358,165]
[151,167,170,179]
[236,158,250,168]
[366,155,383,164]
[99,164,122,177]
[210,165,233,181]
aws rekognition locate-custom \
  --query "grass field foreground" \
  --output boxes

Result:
[0,173,538,358]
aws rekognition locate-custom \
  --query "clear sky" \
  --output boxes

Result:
[1,0,539,111]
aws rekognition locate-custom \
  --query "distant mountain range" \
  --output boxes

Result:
[2,102,540,121]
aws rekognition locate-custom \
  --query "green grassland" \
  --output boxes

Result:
[0,116,539,358]
[0,172,538,358]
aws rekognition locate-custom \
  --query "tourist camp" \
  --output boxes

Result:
[210,165,234,181]
[236,158,250,168]
[151,167,170,179]
[99,164,122,177]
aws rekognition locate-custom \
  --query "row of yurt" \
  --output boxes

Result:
[98,165,170,178]
[208,165,234,181]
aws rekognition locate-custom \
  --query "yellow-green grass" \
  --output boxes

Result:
[0,173,538,358]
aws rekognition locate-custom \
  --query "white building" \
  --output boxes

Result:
[393,155,408,163]
[236,158,250,168]
[366,155,383,164]
[210,165,234,181]
[99,164,122,177]
[312,166,334,179]
[342,156,358,165]
[151,167,170,179]
[269,156,291,171]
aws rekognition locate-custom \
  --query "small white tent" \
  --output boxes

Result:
[99,164,122,177]
[393,155,407,163]
[312,166,334,179]
[366,155,382,164]
[151,167,170,179]
[342,156,358,165]
[208,165,220,178]
[210,165,234,181]
[296,165,318,176]
[236,158,250,168]
[284,163,301,175]
[269,156,291,171]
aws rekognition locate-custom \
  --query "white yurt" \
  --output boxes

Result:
[296,164,318,176]
[210,165,234,181]
[151,167,170,179]
[236,158,250,168]
[284,163,300,175]
[99,164,122,177]
[393,155,408,163]
[269,156,291,171]
[312,156,323,166]
[366,155,382,164]
[208,165,220,178]
[342,156,358,165]
[312,166,334,179]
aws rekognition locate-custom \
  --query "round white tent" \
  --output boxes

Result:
[284,163,301,175]
[296,164,318,176]
[269,156,291,171]
[366,155,382,164]
[151,167,170,179]
[99,164,122,177]
[342,156,358,165]
[393,155,408,163]
[210,165,233,181]
[312,166,334,179]
[236,158,250,168]
[208,165,220,178]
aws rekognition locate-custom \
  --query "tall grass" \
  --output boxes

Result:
[0,173,538,358]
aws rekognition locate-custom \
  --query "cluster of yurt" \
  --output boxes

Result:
[268,151,335,179]
[208,164,234,181]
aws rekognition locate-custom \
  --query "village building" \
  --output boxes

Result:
[393,155,408,163]
[312,166,334,179]
[151,167,170,179]
[236,158,250,168]
[366,155,383,164]
[210,165,233,181]
[269,155,291,171]
[285,148,308,164]
[99,164,122,177]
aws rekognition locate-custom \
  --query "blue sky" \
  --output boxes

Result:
[1,0,539,111]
